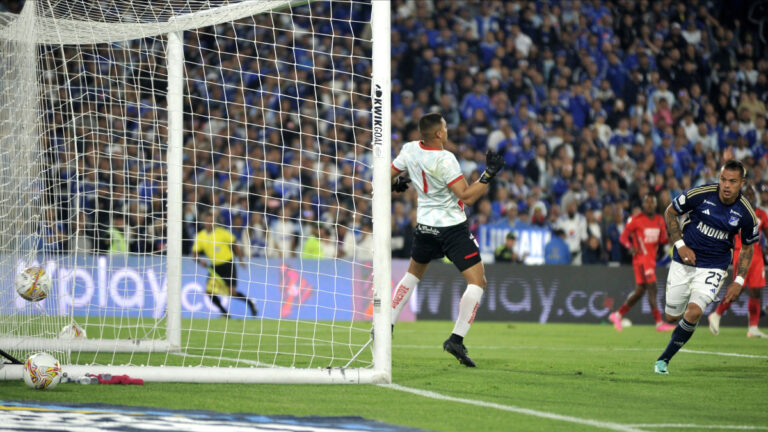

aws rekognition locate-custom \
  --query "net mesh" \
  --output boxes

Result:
[0,0,378,373]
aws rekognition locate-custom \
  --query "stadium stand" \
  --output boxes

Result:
[390,0,767,265]
[26,0,768,265]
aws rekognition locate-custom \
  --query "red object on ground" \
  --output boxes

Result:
[96,374,144,385]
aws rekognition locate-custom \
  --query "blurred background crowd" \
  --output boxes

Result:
[26,0,377,261]
[16,0,768,265]
[389,0,768,265]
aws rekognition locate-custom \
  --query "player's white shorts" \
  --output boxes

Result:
[665,260,727,316]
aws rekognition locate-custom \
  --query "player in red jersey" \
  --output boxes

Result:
[609,194,675,331]
[708,185,768,338]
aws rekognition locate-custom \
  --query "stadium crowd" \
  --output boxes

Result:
[28,0,768,266]
[34,0,377,261]
[389,0,768,265]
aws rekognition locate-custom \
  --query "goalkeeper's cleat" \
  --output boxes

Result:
[656,322,675,332]
[708,312,721,336]
[654,360,669,375]
[443,338,476,367]
[747,326,768,338]
[608,312,623,331]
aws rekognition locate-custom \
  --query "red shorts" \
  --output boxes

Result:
[632,258,656,285]
[732,253,765,289]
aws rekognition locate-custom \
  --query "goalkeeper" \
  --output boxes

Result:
[390,112,505,367]
[193,210,257,318]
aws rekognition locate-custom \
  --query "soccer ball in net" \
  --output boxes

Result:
[59,323,87,339]
[23,352,62,390]
[15,266,52,302]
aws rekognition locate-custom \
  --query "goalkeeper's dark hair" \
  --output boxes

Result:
[419,112,444,137]
[722,159,746,178]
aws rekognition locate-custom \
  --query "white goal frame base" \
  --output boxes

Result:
[0,363,387,384]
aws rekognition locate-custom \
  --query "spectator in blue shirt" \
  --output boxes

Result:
[460,82,491,120]
[609,118,634,148]
[653,134,674,170]
[569,81,592,129]
[545,229,571,265]
[468,108,492,150]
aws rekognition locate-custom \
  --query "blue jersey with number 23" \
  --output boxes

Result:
[672,184,758,270]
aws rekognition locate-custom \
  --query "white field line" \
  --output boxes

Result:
[382,383,650,432]
[384,346,764,431]
[678,349,768,359]
[629,424,768,430]
[171,348,762,431]
[384,381,766,432]
[393,344,768,359]
[165,345,766,371]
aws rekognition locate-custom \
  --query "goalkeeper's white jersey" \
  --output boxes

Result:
[392,140,467,227]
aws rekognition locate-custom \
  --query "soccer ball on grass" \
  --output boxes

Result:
[23,352,62,390]
[15,266,52,302]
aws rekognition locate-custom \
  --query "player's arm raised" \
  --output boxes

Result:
[664,203,696,265]
[449,150,505,205]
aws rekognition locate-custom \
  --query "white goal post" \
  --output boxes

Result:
[0,0,391,384]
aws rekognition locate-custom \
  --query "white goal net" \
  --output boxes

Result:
[0,0,391,384]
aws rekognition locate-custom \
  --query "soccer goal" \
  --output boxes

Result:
[0,0,391,384]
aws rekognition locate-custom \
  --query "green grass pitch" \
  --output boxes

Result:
[2,321,767,431]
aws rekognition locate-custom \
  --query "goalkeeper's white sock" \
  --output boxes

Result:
[452,284,484,338]
[392,272,419,324]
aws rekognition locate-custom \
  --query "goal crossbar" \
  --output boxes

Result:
[0,0,302,44]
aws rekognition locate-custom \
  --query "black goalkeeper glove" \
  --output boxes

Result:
[392,176,411,192]
[480,149,505,184]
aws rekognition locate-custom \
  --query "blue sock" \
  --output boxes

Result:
[658,318,696,363]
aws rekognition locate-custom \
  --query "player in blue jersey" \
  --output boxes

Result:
[654,160,758,375]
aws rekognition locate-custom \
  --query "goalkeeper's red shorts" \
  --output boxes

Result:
[411,221,481,272]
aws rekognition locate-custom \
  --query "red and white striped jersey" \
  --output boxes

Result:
[392,140,466,227]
